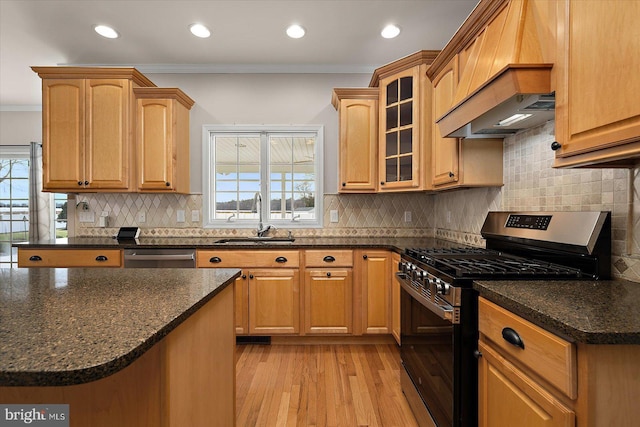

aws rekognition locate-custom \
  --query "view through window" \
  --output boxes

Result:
[203,126,323,229]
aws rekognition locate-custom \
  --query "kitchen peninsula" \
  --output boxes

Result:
[0,267,240,427]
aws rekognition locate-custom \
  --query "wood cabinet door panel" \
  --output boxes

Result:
[235,273,249,335]
[85,79,130,189]
[248,269,299,335]
[42,79,85,190]
[304,269,352,334]
[360,251,391,334]
[432,58,459,187]
[339,99,378,192]
[555,0,640,162]
[478,341,575,427]
[137,98,174,191]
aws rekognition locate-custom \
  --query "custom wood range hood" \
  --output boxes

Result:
[429,0,555,139]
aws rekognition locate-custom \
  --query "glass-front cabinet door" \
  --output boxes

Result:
[379,67,422,191]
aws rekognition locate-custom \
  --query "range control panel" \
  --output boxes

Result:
[505,214,552,230]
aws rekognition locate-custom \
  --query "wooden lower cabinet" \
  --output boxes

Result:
[479,297,640,427]
[303,268,353,334]
[247,268,299,335]
[234,273,249,335]
[18,248,122,267]
[357,250,392,334]
[478,341,575,427]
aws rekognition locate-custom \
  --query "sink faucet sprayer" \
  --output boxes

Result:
[254,192,274,237]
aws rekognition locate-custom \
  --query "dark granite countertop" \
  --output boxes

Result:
[474,279,640,345]
[13,236,461,253]
[0,267,240,387]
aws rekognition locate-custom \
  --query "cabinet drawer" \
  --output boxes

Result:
[478,297,577,399]
[18,249,122,268]
[196,250,299,268]
[304,250,353,267]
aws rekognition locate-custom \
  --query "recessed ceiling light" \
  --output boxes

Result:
[189,23,211,38]
[94,25,119,39]
[381,24,401,39]
[286,24,306,39]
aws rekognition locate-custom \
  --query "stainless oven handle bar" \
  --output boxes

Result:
[397,273,457,324]
[125,253,195,261]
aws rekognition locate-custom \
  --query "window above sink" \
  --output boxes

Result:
[202,125,324,230]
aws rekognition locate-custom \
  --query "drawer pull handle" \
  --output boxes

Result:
[323,255,336,263]
[29,255,42,261]
[95,255,108,262]
[209,256,222,263]
[275,256,287,263]
[502,327,525,350]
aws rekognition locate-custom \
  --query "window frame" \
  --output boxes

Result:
[0,146,30,268]
[202,125,324,230]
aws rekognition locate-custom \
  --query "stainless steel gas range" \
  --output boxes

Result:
[397,211,611,427]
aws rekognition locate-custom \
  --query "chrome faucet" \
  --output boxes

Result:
[254,192,274,237]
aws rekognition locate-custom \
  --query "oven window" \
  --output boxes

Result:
[401,287,454,427]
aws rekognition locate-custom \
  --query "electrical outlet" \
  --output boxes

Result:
[137,211,146,223]
[404,211,412,222]
[177,210,185,223]
[191,210,200,222]
[330,210,339,223]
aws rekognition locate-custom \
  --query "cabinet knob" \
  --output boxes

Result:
[95,255,108,262]
[29,255,42,261]
[209,256,222,263]
[380,181,385,186]
[363,254,368,260]
[323,255,336,263]
[326,272,332,277]
[84,181,89,186]
[473,350,482,359]
[77,181,83,186]
[275,256,287,263]
[249,274,254,279]
[341,182,346,187]
[551,141,562,151]
[165,182,171,187]
[449,171,455,178]
[241,274,247,279]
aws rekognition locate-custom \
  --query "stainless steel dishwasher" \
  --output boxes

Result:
[123,248,196,268]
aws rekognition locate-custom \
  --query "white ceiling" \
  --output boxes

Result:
[0,0,479,110]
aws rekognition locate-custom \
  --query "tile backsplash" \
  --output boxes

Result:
[74,120,640,282]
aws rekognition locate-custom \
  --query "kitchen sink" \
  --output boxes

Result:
[214,236,295,244]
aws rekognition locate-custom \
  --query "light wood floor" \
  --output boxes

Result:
[236,343,419,427]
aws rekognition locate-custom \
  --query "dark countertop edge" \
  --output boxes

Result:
[12,237,445,253]
[474,282,640,345]
[0,269,241,387]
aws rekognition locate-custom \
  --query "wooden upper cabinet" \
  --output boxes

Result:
[134,88,194,193]
[38,75,139,191]
[332,88,378,193]
[432,58,460,187]
[553,0,640,167]
[371,51,437,192]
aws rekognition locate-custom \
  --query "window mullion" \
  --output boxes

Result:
[260,132,269,224]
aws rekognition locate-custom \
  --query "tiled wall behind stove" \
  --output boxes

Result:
[433,120,640,282]
[74,193,436,238]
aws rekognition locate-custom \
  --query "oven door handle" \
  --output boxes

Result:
[397,273,457,324]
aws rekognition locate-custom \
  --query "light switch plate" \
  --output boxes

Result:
[177,210,185,223]
[330,210,339,223]
[137,211,146,223]
[404,211,412,222]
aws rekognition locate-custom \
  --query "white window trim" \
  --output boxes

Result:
[202,124,324,230]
